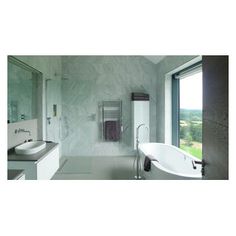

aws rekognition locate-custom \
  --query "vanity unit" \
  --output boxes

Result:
[8,142,59,180]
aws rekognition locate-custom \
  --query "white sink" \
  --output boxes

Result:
[15,141,46,155]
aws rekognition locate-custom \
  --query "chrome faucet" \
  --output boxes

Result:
[136,124,148,150]
[192,160,206,176]
[135,124,149,179]
[15,128,31,136]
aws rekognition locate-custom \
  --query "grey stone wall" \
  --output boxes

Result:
[202,56,228,179]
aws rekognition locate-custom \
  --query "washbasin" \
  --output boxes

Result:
[15,141,46,155]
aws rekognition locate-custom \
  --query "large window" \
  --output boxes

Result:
[172,63,202,159]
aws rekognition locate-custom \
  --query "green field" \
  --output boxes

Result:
[180,143,202,160]
[180,109,202,159]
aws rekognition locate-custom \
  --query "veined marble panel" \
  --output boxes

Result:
[61,56,157,156]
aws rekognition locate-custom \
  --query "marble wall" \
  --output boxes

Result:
[61,56,157,157]
[8,119,38,149]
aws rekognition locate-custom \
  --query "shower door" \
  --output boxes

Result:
[46,79,61,143]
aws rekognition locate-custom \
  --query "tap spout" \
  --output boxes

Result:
[15,128,31,136]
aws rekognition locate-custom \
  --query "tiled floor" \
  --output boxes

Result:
[52,156,136,180]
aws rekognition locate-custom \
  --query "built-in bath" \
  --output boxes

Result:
[139,143,202,180]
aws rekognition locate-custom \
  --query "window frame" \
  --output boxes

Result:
[171,61,202,148]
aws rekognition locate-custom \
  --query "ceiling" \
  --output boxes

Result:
[144,56,165,64]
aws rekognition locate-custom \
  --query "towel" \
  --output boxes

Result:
[144,156,152,171]
[105,121,120,141]
[144,155,159,171]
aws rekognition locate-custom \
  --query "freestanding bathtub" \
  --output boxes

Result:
[138,143,202,180]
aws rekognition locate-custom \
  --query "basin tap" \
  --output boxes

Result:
[15,128,31,136]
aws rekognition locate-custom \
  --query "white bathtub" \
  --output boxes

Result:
[139,143,202,180]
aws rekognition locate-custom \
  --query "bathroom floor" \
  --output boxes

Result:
[52,156,136,180]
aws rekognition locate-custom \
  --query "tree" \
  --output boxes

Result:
[190,123,202,142]
[185,133,193,146]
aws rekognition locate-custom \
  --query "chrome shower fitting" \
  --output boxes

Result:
[15,128,31,136]
[134,124,149,179]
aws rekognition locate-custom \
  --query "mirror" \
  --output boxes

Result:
[8,56,42,123]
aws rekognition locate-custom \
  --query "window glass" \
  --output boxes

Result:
[179,71,202,159]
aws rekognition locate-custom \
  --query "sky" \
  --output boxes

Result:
[180,71,202,110]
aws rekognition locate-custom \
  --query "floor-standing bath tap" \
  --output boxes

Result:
[134,124,149,179]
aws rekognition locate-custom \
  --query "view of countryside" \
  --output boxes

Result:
[180,109,202,159]
[179,70,202,160]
